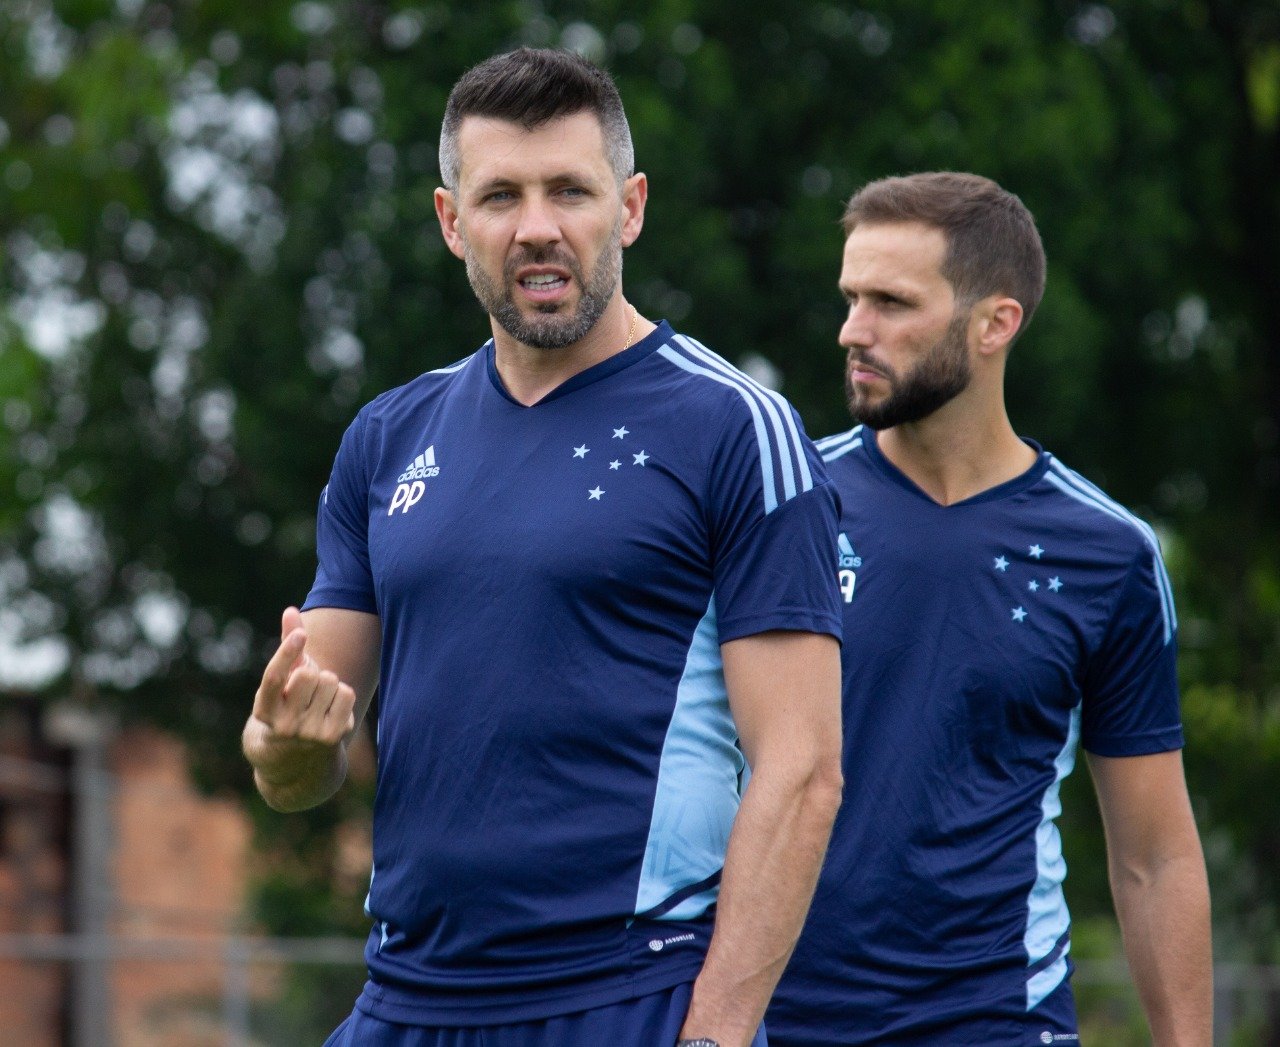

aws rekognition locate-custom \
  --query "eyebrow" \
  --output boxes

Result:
[840,284,920,302]
[470,169,605,194]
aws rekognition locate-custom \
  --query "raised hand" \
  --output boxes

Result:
[252,606,357,746]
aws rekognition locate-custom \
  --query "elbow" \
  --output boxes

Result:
[809,754,845,825]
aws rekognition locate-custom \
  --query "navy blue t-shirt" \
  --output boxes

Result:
[304,322,841,1025]
[768,426,1182,1047]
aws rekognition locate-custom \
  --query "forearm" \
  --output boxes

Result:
[680,760,842,1046]
[242,715,349,812]
[1111,848,1213,1046]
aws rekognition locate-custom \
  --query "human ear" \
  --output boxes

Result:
[976,297,1024,355]
[434,187,467,261]
[620,172,648,249]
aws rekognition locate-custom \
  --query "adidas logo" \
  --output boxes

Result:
[838,533,862,569]
[389,446,440,516]
[398,446,440,482]
[838,532,860,604]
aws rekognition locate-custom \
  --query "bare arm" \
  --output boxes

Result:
[678,630,843,1047]
[1088,750,1212,1046]
[242,606,381,812]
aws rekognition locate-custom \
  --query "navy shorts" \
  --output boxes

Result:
[322,981,769,1047]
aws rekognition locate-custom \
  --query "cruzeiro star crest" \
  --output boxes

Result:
[990,541,1065,625]
[568,422,651,503]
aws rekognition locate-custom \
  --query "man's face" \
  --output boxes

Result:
[437,111,637,350]
[838,221,973,429]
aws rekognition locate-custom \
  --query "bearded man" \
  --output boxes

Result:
[242,48,844,1047]
[767,171,1212,1047]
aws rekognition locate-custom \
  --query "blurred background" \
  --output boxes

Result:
[1,0,1277,1044]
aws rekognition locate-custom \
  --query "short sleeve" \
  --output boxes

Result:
[1080,544,1183,756]
[707,401,843,644]
[302,409,378,614]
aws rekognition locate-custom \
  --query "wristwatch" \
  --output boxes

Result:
[676,1041,720,1047]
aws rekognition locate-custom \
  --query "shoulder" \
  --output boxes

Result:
[363,349,482,420]
[813,425,867,464]
[1035,454,1163,561]
[652,332,825,512]
[646,332,817,446]
[648,332,793,420]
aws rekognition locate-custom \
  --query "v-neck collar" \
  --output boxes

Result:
[486,321,674,407]
[862,429,1049,507]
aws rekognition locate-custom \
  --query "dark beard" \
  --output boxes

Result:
[463,219,623,350]
[846,309,972,429]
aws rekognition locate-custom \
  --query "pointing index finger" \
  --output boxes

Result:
[255,628,307,716]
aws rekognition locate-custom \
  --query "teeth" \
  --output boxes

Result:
[523,274,564,287]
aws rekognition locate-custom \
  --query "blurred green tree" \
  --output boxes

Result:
[1,0,1277,1027]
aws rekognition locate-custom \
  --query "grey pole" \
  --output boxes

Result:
[45,703,116,1047]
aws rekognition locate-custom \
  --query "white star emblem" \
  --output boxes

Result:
[1048,577,1063,592]
[1028,580,1040,592]
[633,450,649,466]
[1029,544,1044,559]
[1012,606,1027,622]
[609,460,621,470]
[573,445,589,459]
[613,426,629,439]
[588,487,604,500]
[994,556,1009,571]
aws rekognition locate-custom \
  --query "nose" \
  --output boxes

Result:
[514,193,561,248]
[839,301,872,350]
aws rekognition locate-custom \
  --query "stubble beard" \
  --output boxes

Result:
[462,217,624,351]
[846,309,973,430]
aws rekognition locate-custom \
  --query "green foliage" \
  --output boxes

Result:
[2,0,1279,1033]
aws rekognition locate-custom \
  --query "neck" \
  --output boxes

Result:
[874,389,1036,506]
[491,296,653,406]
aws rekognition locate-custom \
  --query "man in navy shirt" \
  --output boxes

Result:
[242,49,844,1047]
[767,173,1212,1045]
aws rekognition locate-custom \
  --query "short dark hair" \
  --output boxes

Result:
[842,172,1046,335]
[439,48,634,189]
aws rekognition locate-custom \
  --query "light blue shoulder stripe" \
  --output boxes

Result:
[676,335,815,496]
[1044,462,1176,645]
[815,425,863,450]
[657,344,780,513]
[672,335,815,501]
[1024,704,1080,1009]
[1046,460,1176,628]
[428,348,481,375]
[821,435,864,462]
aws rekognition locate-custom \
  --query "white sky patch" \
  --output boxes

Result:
[0,625,70,688]
[147,295,210,415]
[193,387,237,442]
[292,1,337,35]
[195,618,253,674]
[310,326,363,372]
[383,9,425,49]
[163,73,285,265]
[562,22,607,63]
[739,353,782,391]
[134,590,188,649]
[32,493,109,577]
[6,235,108,360]
[0,562,70,689]
[25,6,75,80]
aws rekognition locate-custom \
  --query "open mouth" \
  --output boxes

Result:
[516,269,571,300]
